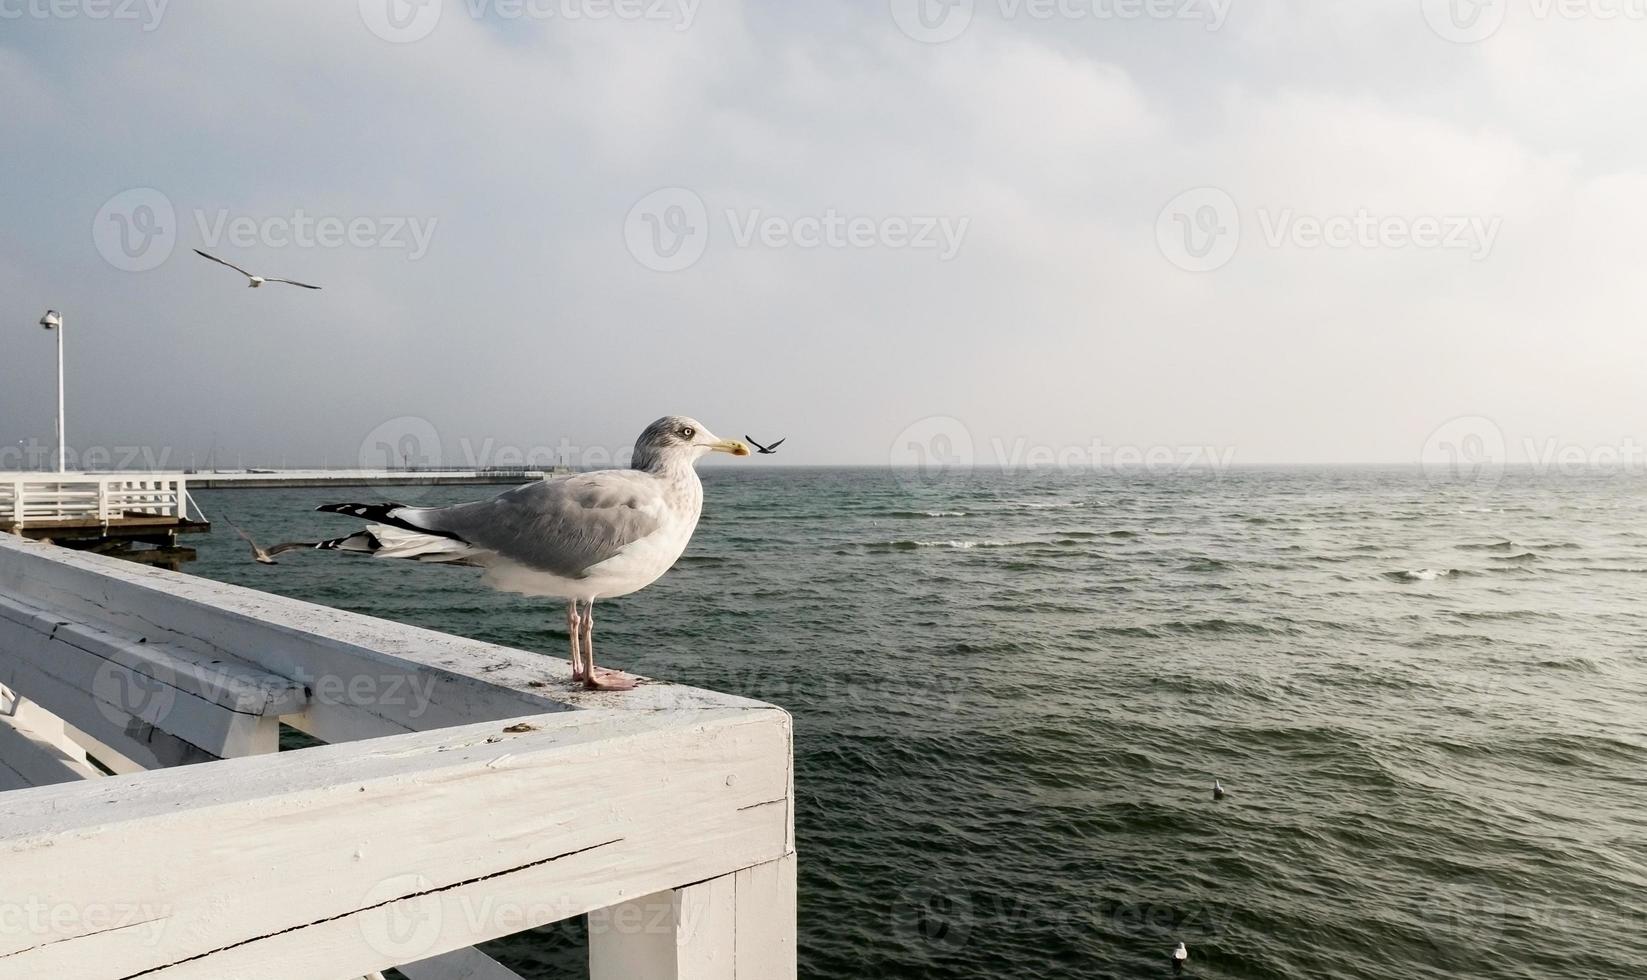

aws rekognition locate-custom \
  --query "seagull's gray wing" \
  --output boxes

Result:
[194,249,254,278]
[406,472,666,578]
[265,278,322,290]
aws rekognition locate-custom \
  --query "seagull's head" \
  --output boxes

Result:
[633,416,750,471]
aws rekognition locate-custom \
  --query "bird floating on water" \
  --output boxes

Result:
[1213,779,1226,801]
[193,249,322,289]
[1172,941,1188,974]
[300,417,750,690]
[745,435,785,455]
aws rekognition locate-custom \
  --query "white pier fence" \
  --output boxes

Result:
[0,472,201,527]
[0,534,796,980]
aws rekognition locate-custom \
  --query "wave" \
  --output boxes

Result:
[1457,539,1517,552]
[1384,568,1464,582]
[1490,551,1541,563]
[882,510,970,519]
[864,539,1026,551]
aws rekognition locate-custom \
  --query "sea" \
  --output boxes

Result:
[188,466,1647,980]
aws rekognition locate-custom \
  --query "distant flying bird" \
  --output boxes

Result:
[1172,942,1188,975]
[1213,779,1226,801]
[307,417,751,691]
[193,249,322,289]
[221,515,313,565]
[745,435,786,455]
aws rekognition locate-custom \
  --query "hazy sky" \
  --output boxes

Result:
[2,0,1645,469]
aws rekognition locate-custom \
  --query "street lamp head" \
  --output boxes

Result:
[39,310,61,330]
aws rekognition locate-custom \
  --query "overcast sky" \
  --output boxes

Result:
[2,0,1644,469]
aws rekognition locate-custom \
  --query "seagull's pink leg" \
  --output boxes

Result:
[566,601,585,683]
[581,600,637,691]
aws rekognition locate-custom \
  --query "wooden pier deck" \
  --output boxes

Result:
[0,533,797,980]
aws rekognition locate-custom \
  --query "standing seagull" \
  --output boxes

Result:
[193,249,322,289]
[1172,942,1188,975]
[1213,779,1226,801]
[309,417,750,690]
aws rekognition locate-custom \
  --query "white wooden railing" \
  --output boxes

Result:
[0,534,796,980]
[0,473,198,526]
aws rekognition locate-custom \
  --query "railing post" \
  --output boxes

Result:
[588,852,796,980]
[10,482,21,526]
[97,478,110,522]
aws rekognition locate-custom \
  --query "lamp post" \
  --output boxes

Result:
[39,310,64,473]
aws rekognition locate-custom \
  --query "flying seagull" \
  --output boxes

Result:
[193,249,322,289]
[220,515,313,565]
[307,417,750,690]
[1172,942,1188,975]
[746,435,785,455]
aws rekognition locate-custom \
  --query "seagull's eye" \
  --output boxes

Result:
[680,426,695,440]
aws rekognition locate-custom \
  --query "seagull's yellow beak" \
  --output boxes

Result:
[711,438,751,457]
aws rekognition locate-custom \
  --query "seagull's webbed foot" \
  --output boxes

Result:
[584,669,639,692]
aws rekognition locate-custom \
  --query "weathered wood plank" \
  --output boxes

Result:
[0,601,285,765]
[0,535,766,747]
[586,853,797,980]
[0,706,792,980]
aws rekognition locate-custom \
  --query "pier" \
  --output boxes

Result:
[1,473,209,567]
[0,533,797,980]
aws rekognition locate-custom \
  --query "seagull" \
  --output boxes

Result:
[308,417,750,690]
[745,435,785,455]
[1172,942,1188,975]
[1213,779,1226,801]
[220,515,313,565]
[193,249,322,289]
